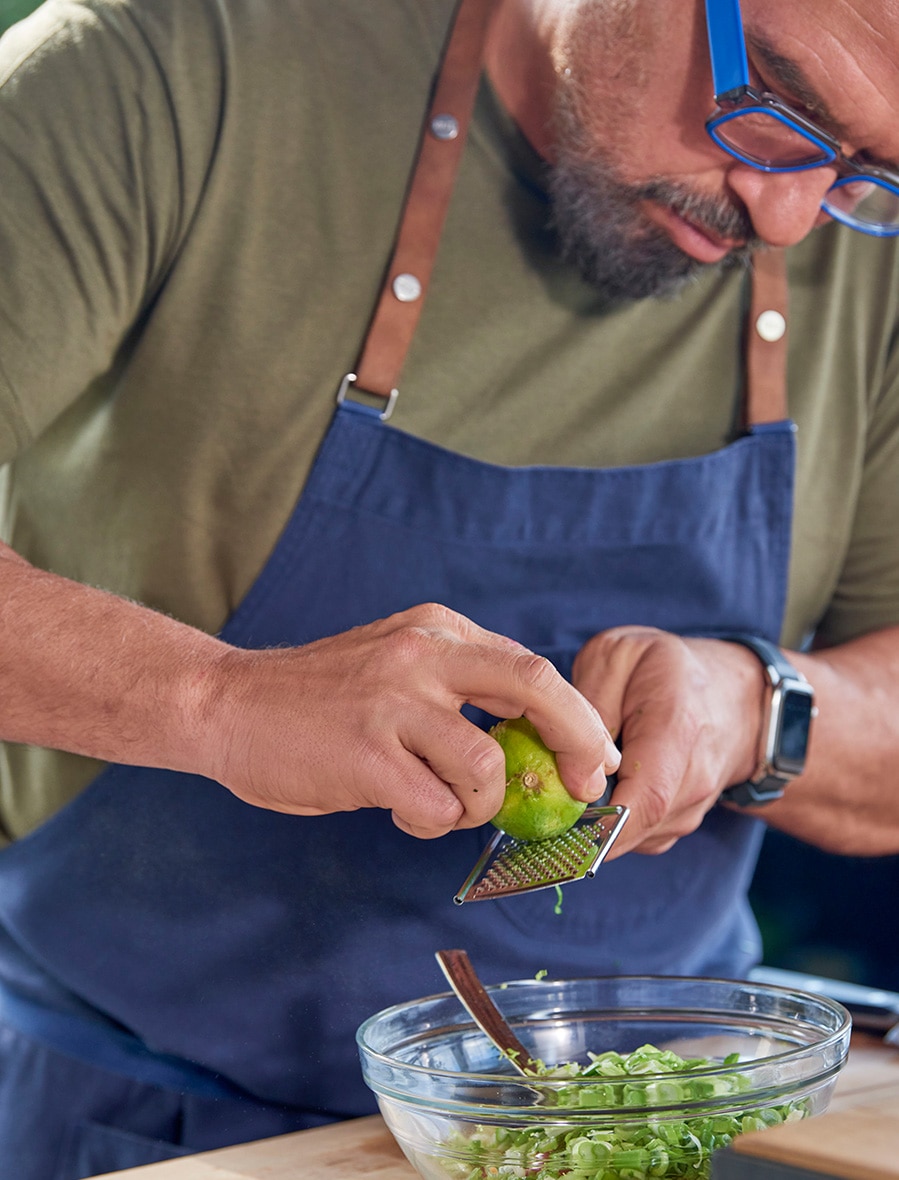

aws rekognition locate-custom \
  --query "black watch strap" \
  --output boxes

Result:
[723,775,788,808]
[718,634,798,685]
[718,634,814,807]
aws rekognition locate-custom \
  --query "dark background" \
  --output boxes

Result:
[1,0,897,993]
[751,831,899,989]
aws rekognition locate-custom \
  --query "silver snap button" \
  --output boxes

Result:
[430,113,459,140]
[756,309,786,342]
[392,273,422,302]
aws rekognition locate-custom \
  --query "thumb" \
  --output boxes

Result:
[554,730,621,804]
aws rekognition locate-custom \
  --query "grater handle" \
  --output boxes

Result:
[435,949,540,1074]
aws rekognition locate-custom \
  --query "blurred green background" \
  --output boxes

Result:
[1,0,41,35]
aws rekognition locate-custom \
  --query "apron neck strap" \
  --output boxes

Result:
[352,0,500,401]
[744,248,789,427]
[352,0,789,430]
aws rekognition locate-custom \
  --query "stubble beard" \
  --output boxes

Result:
[547,78,762,301]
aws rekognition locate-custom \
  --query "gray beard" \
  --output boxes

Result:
[547,98,761,301]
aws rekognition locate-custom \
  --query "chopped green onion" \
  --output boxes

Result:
[438,1043,809,1180]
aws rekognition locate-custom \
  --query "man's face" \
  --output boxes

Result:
[547,0,899,300]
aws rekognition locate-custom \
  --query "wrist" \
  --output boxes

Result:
[164,634,245,781]
[717,634,815,807]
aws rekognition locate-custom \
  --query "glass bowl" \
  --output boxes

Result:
[357,975,850,1180]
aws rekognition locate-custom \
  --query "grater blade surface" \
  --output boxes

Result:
[453,804,629,904]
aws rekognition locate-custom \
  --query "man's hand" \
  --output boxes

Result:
[198,603,621,839]
[0,548,619,841]
[572,626,765,855]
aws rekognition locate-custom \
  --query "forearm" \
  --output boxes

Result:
[0,542,228,774]
[761,628,899,855]
[0,543,619,837]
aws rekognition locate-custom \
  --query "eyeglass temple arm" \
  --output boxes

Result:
[705,0,750,100]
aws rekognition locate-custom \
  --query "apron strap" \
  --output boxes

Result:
[744,248,789,427]
[351,0,500,405]
[350,0,789,427]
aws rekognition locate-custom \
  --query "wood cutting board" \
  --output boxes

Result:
[94,1115,415,1179]
[94,1035,899,1180]
[714,1035,899,1180]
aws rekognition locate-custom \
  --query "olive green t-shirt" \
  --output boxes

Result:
[1,0,898,839]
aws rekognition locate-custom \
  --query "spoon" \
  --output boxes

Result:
[435,948,540,1075]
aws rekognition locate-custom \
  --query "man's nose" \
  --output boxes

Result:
[725,163,839,247]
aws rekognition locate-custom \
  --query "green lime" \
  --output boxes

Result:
[489,717,587,841]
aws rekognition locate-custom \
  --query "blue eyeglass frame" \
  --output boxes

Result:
[703,0,899,236]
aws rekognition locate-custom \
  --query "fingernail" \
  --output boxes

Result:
[584,770,608,801]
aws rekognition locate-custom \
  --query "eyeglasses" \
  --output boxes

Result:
[704,0,899,237]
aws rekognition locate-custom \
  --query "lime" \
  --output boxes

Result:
[489,717,587,841]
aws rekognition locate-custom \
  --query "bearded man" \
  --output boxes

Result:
[0,0,897,1174]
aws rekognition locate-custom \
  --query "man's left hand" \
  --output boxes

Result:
[572,626,765,854]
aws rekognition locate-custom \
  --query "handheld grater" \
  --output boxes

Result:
[453,804,629,904]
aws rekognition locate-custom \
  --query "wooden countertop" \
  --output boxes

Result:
[717,1033,899,1180]
[91,1034,899,1180]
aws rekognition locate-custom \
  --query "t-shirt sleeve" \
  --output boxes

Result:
[814,330,899,647]
[0,0,213,464]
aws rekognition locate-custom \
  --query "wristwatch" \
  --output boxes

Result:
[719,634,815,807]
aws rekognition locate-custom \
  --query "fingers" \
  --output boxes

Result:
[572,627,744,857]
[430,645,619,800]
[375,604,620,806]
[211,603,623,839]
[354,614,761,854]
[400,710,508,830]
[384,751,469,839]
[602,734,708,856]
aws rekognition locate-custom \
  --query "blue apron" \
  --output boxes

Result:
[0,0,796,1165]
[0,361,796,1122]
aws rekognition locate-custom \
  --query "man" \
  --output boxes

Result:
[0,0,898,1174]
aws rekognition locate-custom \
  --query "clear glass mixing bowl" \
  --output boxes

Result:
[357,974,851,1180]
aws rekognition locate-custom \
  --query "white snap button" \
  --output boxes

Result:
[756,309,786,342]
[392,273,422,302]
[430,113,459,141]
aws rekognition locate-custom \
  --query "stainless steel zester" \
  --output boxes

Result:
[453,804,629,904]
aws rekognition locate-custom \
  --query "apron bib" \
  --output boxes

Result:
[0,0,796,1125]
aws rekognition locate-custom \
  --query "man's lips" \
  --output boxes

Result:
[643,200,746,263]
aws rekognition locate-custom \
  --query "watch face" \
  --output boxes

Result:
[773,685,814,775]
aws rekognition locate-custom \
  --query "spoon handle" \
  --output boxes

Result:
[435,948,539,1075]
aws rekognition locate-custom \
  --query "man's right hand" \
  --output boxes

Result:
[198,603,620,839]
